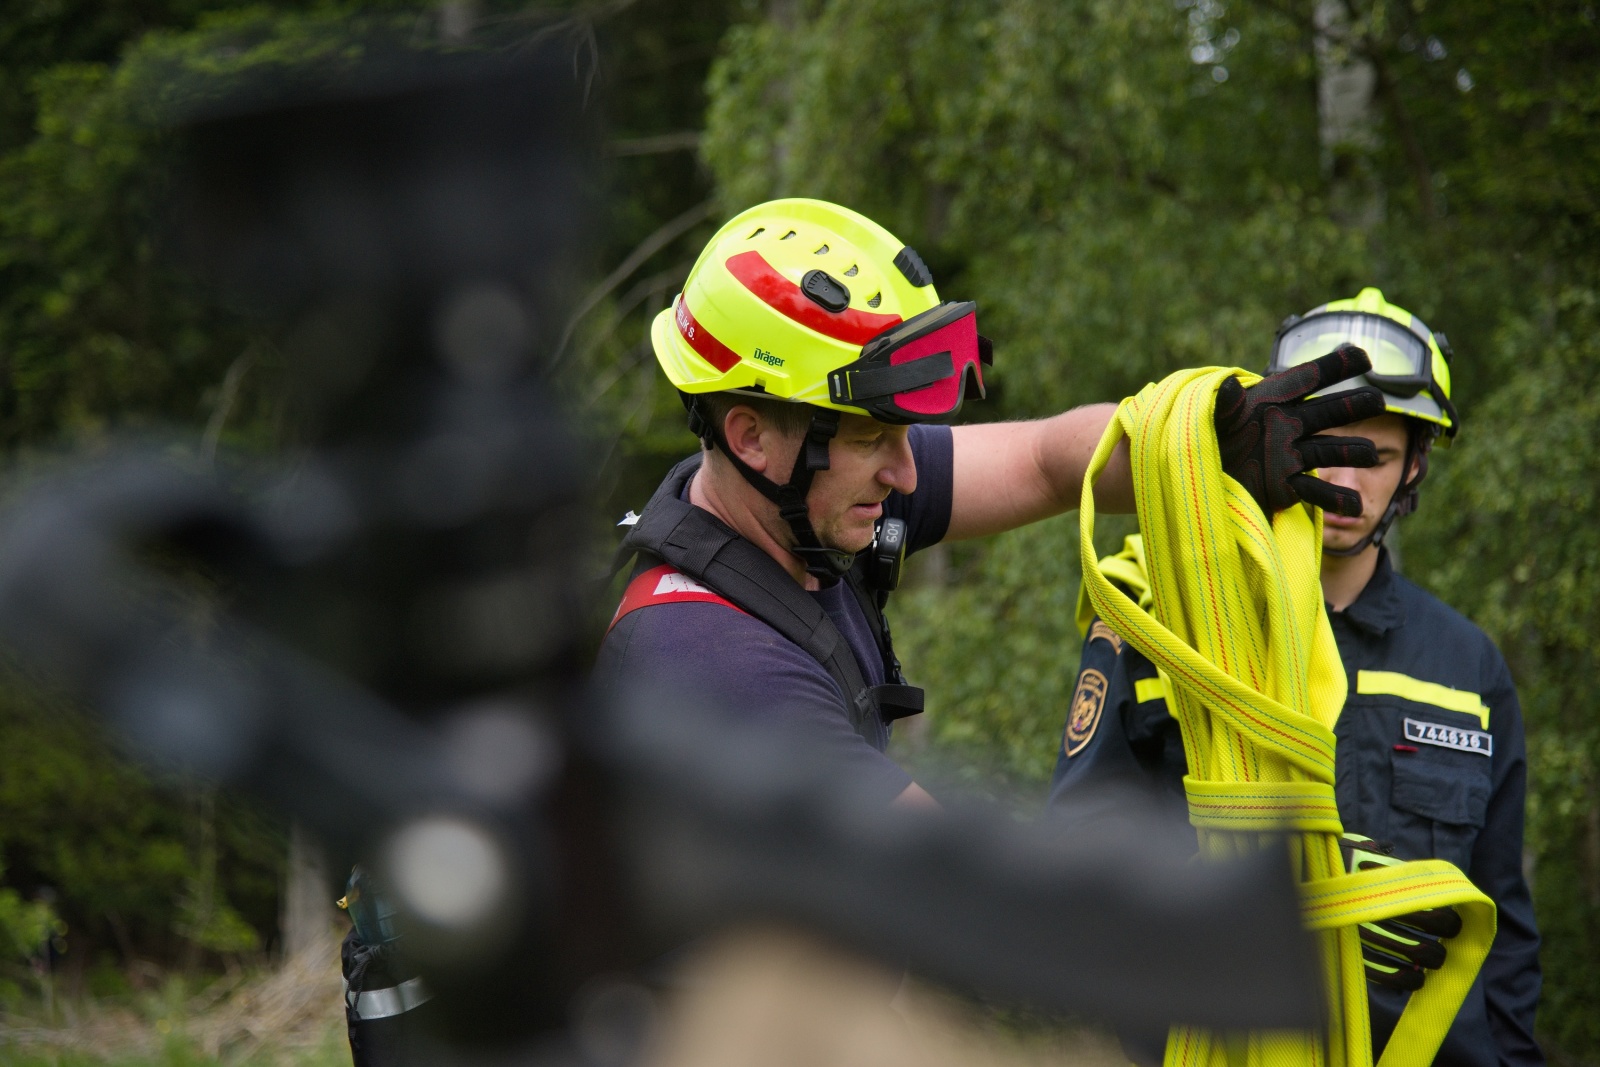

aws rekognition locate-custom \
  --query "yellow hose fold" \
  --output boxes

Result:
[1077,368,1495,1067]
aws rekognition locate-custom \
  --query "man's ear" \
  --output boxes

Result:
[722,405,771,474]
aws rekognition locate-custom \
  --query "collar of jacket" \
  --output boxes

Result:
[1333,547,1407,636]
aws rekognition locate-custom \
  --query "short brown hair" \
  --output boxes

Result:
[695,392,816,446]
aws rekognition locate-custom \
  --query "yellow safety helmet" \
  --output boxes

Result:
[1268,287,1457,441]
[652,198,989,423]
[1270,287,1458,555]
[651,198,992,579]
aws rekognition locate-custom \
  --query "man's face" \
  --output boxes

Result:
[799,412,918,554]
[1314,413,1414,553]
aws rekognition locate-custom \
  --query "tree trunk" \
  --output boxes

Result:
[1314,0,1383,230]
[281,822,335,961]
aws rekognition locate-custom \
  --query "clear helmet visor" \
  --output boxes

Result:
[1269,312,1432,397]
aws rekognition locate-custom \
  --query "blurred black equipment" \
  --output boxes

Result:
[0,37,1323,1066]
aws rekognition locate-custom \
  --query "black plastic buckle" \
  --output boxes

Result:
[872,683,924,722]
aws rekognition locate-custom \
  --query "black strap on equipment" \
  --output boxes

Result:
[843,519,920,722]
[683,394,855,579]
[618,454,923,736]
[832,351,955,405]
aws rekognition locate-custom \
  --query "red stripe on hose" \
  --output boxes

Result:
[675,297,741,372]
[725,250,902,345]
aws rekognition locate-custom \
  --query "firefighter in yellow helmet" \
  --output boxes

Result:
[1268,286,1458,557]
[1052,288,1542,1067]
[597,198,1385,811]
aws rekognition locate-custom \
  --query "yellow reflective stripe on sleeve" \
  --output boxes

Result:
[1356,670,1488,729]
[1135,675,1172,708]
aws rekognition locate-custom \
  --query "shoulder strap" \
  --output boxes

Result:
[841,562,923,723]
[618,454,915,736]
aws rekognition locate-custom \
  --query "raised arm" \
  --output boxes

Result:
[946,404,1134,542]
[947,348,1391,543]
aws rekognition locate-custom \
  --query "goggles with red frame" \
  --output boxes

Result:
[827,301,992,423]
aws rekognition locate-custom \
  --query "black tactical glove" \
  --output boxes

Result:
[1339,834,1463,992]
[1213,344,1387,518]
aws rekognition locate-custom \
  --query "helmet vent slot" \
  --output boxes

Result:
[844,264,859,276]
[867,291,882,308]
[748,227,765,239]
[814,244,829,254]
[780,230,797,240]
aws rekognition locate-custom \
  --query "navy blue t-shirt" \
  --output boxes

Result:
[595,424,954,804]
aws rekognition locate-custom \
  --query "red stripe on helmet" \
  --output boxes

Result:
[725,250,903,345]
[675,296,741,372]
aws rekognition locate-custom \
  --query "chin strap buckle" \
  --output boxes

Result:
[791,543,857,579]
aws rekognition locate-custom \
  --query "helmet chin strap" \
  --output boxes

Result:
[685,396,856,580]
[1323,424,1434,559]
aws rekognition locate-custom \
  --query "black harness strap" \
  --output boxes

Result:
[840,557,923,722]
[619,454,923,737]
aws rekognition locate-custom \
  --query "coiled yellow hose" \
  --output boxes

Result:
[1077,367,1495,1067]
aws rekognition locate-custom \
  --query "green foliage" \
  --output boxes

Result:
[0,848,67,1002]
[703,0,1361,412]
[0,1,278,155]
[1406,284,1600,1059]
[0,883,61,965]
[0,683,285,973]
[701,0,1600,1058]
[893,513,1137,794]
[0,0,745,996]
[893,521,1086,792]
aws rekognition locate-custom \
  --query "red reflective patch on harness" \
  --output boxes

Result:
[608,564,746,632]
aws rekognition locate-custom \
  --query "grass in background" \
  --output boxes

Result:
[0,932,345,1067]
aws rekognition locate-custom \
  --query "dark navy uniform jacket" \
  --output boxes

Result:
[1048,550,1542,1067]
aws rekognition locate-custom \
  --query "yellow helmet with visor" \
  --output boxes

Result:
[1269,287,1458,556]
[1267,287,1457,440]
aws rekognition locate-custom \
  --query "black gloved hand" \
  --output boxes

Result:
[1213,344,1387,518]
[1339,834,1463,992]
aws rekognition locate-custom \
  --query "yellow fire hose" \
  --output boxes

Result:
[1077,368,1495,1067]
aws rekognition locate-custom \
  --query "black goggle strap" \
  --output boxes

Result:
[689,395,853,579]
[1433,383,1459,439]
[830,351,956,405]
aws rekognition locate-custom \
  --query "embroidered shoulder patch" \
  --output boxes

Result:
[1087,620,1123,653]
[1065,668,1109,757]
[1404,718,1493,757]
